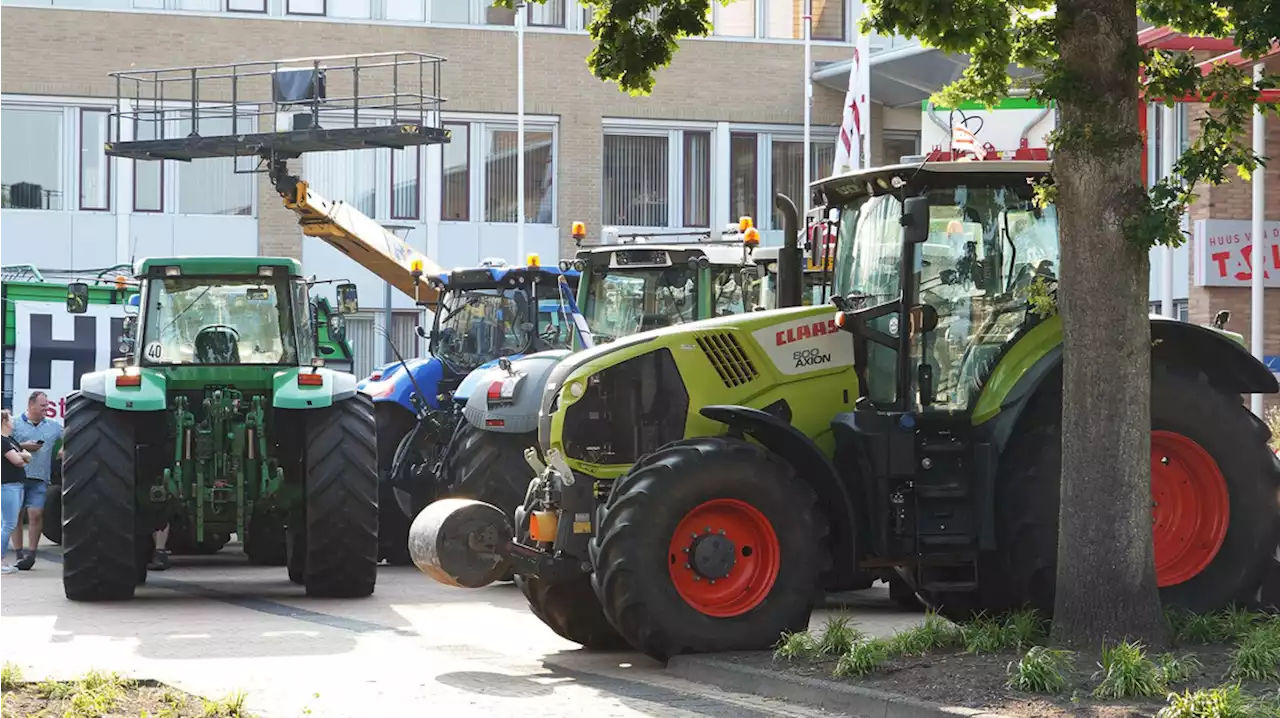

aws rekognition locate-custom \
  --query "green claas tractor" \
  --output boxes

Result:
[411,158,1280,660]
[61,256,378,601]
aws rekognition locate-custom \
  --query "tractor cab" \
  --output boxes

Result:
[414,258,582,376]
[558,220,762,343]
[823,160,1060,414]
[747,245,833,311]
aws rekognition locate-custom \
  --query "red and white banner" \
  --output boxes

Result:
[833,16,871,175]
[1193,218,1280,287]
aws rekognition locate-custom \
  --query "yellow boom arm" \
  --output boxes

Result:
[281,179,444,304]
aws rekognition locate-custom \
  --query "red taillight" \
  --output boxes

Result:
[116,374,141,387]
[298,372,324,387]
[487,380,504,401]
[486,418,505,427]
[369,371,383,381]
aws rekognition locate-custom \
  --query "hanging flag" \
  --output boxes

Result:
[951,124,978,156]
[833,15,872,175]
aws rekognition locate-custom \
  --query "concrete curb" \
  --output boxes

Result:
[667,654,1012,718]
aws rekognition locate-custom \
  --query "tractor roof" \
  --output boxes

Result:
[576,242,751,268]
[433,263,581,290]
[815,160,1053,203]
[136,256,303,278]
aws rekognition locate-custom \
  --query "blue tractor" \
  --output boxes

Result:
[357,258,583,564]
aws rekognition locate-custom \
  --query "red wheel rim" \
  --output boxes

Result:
[1150,430,1230,587]
[667,499,781,618]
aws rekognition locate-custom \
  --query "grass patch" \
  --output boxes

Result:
[832,638,891,678]
[1168,606,1271,645]
[1157,653,1204,685]
[961,608,1049,654]
[1005,646,1074,694]
[1226,619,1280,683]
[817,615,864,657]
[1156,683,1279,718]
[0,663,21,691]
[2,669,255,718]
[886,610,963,656]
[1092,641,1168,699]
[201,689,250,718]
[773,629,820,661]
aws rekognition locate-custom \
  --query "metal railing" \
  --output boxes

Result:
[108,51,447,149]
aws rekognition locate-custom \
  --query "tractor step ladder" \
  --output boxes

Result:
[909,419,987,593]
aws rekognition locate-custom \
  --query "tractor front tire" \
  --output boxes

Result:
[513,478,630,650]
[590,437,827,662]
[299,393,379,598]
[62,394,141,602]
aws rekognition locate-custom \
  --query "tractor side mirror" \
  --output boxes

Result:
[66,282,89,314]
[119,315,138,355]
[336,283,359,314]
[328,313,347,343]
[901,196,931,245]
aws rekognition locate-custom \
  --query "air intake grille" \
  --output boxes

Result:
[695,332,758,388]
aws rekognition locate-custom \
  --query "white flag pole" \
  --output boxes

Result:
[516,0,527,262]
[856,15,871,168]
[803,0,813,230]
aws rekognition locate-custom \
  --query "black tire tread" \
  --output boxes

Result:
[301,393,380,598]
[441,422,535,523]
[590,436,828,661]
[61,393,139,602]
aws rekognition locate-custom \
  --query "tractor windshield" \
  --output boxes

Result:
[433,288,538,371]
[581,266,698,342]
[140,277,298,365]
[750,265,829,309]
[835,184,1060,411]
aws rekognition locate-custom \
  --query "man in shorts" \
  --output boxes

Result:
[10,391,63,571]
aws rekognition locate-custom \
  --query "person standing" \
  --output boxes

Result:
[2,410,33,575]
[10,391,63,571]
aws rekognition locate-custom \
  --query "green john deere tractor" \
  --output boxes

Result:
[411,158,1280,660]
[61,256,378,601]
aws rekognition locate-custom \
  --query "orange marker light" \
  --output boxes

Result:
[297,373,324,387]
[116,374,142,387]
[410,258,424,274]
[571,221,587,240]
[527,253,540,267]
[743,227,760,247]
[739,216,754,231]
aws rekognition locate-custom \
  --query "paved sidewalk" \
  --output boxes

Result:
[0,545,923,717]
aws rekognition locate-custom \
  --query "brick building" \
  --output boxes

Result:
[0,0,938,373]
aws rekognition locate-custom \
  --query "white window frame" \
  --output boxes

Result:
[727,123,838,231]
[440,111,559,226]
[1,94,119,214]
[600,119,717,231]
[115,97,261,218]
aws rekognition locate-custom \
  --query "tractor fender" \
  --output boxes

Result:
[985,317,1279,453]
[272,367,358,409]
[78,368,167,411]
[699,404,858,588]
[462,350,573,435]
[359,356,447,413]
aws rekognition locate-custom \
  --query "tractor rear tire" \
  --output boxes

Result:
[62,394,141,602]
[245,511,287,566]
[376,404,416,566]
[299,393,379,598]
[590,437,827,662]
[924,361,1280,620]
[442,423,537,583]
[513,479,630,650]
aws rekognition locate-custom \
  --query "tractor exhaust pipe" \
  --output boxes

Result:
[775,193,804,308]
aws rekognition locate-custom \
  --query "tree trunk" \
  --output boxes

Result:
[1050,0,1168,650]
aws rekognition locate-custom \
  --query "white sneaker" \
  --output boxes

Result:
[0,565,16,575]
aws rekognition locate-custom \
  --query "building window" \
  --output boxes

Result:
[442,122,470,221]
[391,146,420,220]
[1149,299,1189,322]
[79,109,111,211]
[2,106,64,210]
[329,0,372,19]
[287,0,325,15]
[713,0,755,36]
[601,126,712,229]
[430,0,470,22]
[683,131,711,227]
[765,0,846,41]
[602,134,669,227]
[133,118,164,213]
[484,127,555,224]
[729,133,756,225]
[528,0,565,26]
[174,113,255,216]
[882,129,920,164]
[227,0,266,12]
[769,138,836,228]
[385,0,424,21]
[483,0,515,25]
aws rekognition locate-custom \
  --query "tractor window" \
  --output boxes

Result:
[291,280,316,364]
[711,266,748,317]
[433,289,535,371]
[835,192,905,406]
[582,267,698,342]
[916,185,1060,411]
[141,277,298,365]
[758,265,829,308]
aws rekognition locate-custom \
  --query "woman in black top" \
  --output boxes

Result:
[2,409,32,574]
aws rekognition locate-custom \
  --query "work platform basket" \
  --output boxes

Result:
[104,51,450,163]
